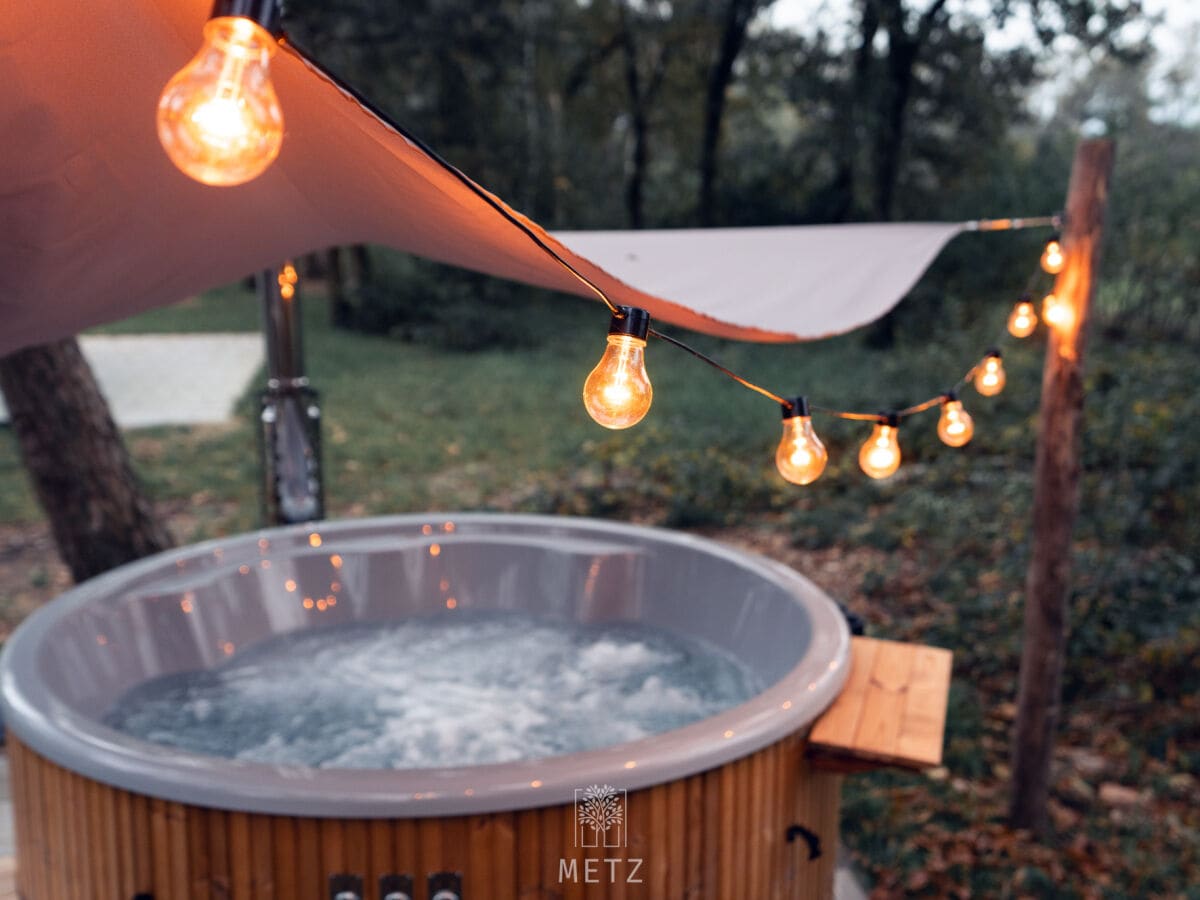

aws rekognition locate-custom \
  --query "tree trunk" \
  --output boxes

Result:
[823,0,879,222]
[697,0,761,226]
[863,0,947,348]
[872,36,916,221]
[326,247,353,329]
[870,0,948,221]
[1009,139,1116,836]
[626,110,648,230]
[521,0,543,216]
[348,244,373,290]
[0,339,174,583]
[616,2,671,230]
[620,19,649,230]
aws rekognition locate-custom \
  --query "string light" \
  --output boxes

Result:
[280,41,1061,486]
[158,2,284,186]
[1040,235,1065,274]
[278,261,298,299]
[1007,294,1038,338]
[937,393,975,447]
[859,414,902,480]
[583,306,653,429]
[1042,292,1074,331]
[974,349,1006,397]
[574,231,1059,481]
[775,397,828,485]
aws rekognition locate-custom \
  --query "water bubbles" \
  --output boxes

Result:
[105,611,761,770]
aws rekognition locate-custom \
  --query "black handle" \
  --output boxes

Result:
[786,823,823,860]
[429,871,463,900]
[380,873,414,900]
[329,873,363,900]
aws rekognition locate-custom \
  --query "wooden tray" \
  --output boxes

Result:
[808,637,953,773]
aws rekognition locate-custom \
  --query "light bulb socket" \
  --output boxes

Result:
[1018,292,1033,304]
[782,396,810,419]
[880,412,900,428]
[943,390,958,404]
[985,347,1002,360]
[211,0,281,34]
[608,306,650,340]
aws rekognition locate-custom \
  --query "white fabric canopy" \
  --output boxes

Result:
[554,224,963,340]
[1,0,966,356]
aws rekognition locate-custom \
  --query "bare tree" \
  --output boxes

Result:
[615,0,674,229]
[0,339,173,582]
[697,0,774,225]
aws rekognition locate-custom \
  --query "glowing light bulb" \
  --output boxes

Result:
[278,261,298,299]
[1040,237,1065,274]
[583,307,653,429]
[974,350,1006,397]
[859,415,901,480]
[775,397,827,485]
[1042,292,1075,331]
[937,394,975,447]
[1007,296,1038,338]
[157,16,284,186]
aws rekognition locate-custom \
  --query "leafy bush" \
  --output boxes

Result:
[344,251,552,352]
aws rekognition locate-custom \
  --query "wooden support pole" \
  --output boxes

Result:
[1009,139,1115,835]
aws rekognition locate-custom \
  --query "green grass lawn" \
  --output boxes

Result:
[0,272,1196,895]
[4,275,991,530]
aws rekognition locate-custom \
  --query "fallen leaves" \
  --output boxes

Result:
[1097,782,1143,807]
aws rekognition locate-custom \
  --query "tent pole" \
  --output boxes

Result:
[1009,139,1115,836]
[257,264,325,526]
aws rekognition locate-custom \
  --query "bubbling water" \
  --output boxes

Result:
[104,611,763,769]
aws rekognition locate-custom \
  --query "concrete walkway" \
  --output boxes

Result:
[0,333,263,429]
[836,853,870,900]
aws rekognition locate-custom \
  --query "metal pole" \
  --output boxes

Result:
[257,263,325,525]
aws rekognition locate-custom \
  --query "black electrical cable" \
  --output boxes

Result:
[646,328,789,406]
[279,34,621,316]
[279,31,1059,431]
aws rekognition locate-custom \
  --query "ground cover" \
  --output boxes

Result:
[0,279,1195,896]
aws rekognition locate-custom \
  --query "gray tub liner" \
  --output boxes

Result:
[0,513,850,817]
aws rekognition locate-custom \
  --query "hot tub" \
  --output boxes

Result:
[1,513,850,899]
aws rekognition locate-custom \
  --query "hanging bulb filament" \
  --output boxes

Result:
[1040,236,1065,274]
[775,397,827,485]
[583,306,653,429]
[157,2,284,186]
[937,392,975,447]
[859,413,902,480]
[974,350,1006,397]
[1007,294,1038,338]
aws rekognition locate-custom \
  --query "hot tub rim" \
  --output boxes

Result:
[0,512,850,818]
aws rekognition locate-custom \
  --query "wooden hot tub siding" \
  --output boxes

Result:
[9,734,842,900]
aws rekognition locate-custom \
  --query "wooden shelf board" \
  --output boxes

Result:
[808,636,952,772]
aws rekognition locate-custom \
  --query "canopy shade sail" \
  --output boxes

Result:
[1,0,968,357]
[553,224,964,340]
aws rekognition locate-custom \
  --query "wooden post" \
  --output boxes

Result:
[1009,139,1115,835]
